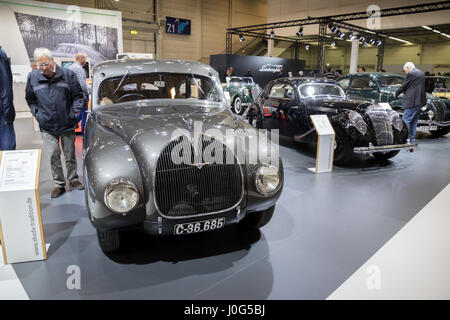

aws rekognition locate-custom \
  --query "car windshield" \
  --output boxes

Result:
[298,83,345,98]
[98,73,222,106]
[230,77,253,84]
[377,76,404,87]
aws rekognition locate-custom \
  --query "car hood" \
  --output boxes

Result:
[305,97,371,112]
[95,101,239,145]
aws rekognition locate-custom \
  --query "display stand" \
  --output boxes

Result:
[0,150,47,264]
[308,115,335,174]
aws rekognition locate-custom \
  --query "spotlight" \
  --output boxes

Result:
[338,32,345,38]
[362,41,369,47]
[305,45,310,50]
[369,39,376,45]
[296,26,303,37]
[328,24,339,33]
[270,30,275,37]
[331,42,336,47]
[350,33,358,40]
[376,39,383,46]
[239,34,244,42]
[359,36,365,42]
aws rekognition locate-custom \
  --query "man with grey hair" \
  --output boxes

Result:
[69,52,89,135]
[25,47,85,198]
[395,61,426,145]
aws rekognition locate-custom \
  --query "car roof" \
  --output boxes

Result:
[271,77,337,85]
[92,59,219,80]
[346,72,403,77]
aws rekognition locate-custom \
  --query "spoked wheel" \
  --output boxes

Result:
[233,97,245,115]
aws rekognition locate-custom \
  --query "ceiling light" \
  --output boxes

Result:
[389,36,411,44]
[422,26,432,30]
[350,33,358,40]
[369,39,376,45]
[376,39,383,46]
[305,45,310,50]
[331,42,336,47]
[359,36,365,42]
[270,30,275,37]
[239,34,244,42]
[338,32,345,38]
[296,26,303,37]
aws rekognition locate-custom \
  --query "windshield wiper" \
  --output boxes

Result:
[112,69,130,96]
[190,73,204,95]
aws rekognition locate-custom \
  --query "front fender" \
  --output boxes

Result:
[84,123,145,230]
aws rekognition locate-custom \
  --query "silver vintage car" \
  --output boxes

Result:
[83,60,283,252]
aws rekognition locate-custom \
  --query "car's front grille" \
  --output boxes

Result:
[430,100,446,121]
[154,136,243,218]
[366,106,394,146]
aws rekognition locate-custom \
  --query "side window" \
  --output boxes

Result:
[350,77,371,90]
[337,78,350,89]
[269,83,294,99]
[269,84,285,98]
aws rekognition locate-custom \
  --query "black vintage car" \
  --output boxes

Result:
[248,77,417,164]
[337,73,450,138]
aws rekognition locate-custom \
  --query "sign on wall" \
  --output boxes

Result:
[165,16,191,35]
[210,54,306,87]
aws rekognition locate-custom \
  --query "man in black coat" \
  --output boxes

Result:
[26,48,85,198]
[0,46,16,150]
[395,62,426,144]
[424,71,435,94]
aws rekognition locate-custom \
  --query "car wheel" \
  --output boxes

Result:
[373,150,400,160]
[248,109,262,128]
[240,205,275,229]
[429,127,450,138]
[233,97,245,115]
[97,229,120,253]
[333,126,353,165]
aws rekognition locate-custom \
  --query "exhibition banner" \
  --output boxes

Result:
[210,54,306,87]
[0,0,123,78]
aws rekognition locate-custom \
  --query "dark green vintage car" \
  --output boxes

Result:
[222,76,258,115]
[337,73,450,138]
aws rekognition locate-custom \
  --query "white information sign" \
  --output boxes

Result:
[0,150,47,264]
[308,115,335,174]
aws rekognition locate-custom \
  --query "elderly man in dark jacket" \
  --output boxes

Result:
[395,62,426,144]
[0,46,16,150]
[26,47,85,198]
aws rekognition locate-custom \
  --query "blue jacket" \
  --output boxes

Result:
[25,65,84,134]
[0,46,15,124]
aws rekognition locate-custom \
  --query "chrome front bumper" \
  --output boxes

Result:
[417,120,450,127]
[353,142,417,154]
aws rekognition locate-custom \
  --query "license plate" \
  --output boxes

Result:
[174,217,225,235]
[418,125,438,131]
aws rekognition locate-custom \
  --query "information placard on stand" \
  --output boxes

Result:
[0,149,47,264]
[308,115,335,174]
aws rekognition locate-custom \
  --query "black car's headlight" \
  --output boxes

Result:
[421,105,429,112]
[104,178,139,214]
[348,110,368,135]
[254,164,281,195]
[386,109,404,131]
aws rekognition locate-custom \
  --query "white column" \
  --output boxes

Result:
[349,39,359,74]
[267,39,274,57]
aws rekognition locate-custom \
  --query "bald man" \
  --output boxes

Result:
[68,53,89,135]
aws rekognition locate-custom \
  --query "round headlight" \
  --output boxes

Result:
[104,180,139,213]
[348,110,367,135]
[255,165,280,195]
[428,110,435,119]
[244,88,250,96]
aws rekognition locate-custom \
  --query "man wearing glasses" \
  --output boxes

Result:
[25,47,85,198]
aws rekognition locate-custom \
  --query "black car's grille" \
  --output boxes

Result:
[155,136,243,218]
[366,106,394,146]
[430,100,446,121]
